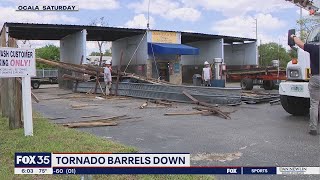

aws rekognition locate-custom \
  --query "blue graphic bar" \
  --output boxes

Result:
[53,167,242,174]
[243,167,277,174]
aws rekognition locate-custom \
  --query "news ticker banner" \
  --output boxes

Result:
[14,153,320,175]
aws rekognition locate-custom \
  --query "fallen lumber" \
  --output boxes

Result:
[48,117,67,120]
[71,104,100,108]
[198,102,231,119]
[81,115,102,118]
[182,90,231,119]
[62,74,87,82]
[139,102,148,109]
[164,111,206,116]
[63,121,118,128]
[182,91,199,103]
[60,115,127,124]
[36,58,99,76]
[193,107,237,115]
[149,100,173,106]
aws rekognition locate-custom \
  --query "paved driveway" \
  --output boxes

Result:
[33,85,319,180]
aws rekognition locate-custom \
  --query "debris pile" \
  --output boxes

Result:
[241,90,280,104]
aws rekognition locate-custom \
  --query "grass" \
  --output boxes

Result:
[0,113,214,180]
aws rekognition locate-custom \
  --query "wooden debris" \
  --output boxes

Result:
[198,102,231,119]
[144,105,168,109]
[48,117,67,120]
[95,96,105,100]
[164,111,207,116]
[139,102,148,109]
[149,100,174,106]
[182,91,231,119]
[270,99,281,105]
[182,91,199,103]
[62,74,87,82]
[81,115,102,118]
[71,104,100,108]
[57,92,74,96]
[63,121,118,128]
[193,107,237,115]
[60,115,127,124]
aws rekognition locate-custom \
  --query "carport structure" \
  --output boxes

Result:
[2,22,257,86]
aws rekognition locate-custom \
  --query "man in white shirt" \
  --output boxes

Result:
[104,61,112,96]
[202,61,212,86]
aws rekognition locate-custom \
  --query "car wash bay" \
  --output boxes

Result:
[4,22,257,87]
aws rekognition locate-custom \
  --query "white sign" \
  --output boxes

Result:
[0,47,36,77]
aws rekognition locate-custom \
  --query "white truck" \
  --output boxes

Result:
[279,0,319,115]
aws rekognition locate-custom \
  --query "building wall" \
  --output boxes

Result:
[224,42,257,66]
[112,34,148,70]
[60,30,86,64]
[59,30,87,89]
[181,39,223,65]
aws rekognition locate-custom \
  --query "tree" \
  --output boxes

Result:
[259,43,291,67]
[90,52,102,56]
[89,50,112,56]
[35,45,60,69]
[297,17,320,41]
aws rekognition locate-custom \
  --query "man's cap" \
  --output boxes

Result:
[204,61,209,65]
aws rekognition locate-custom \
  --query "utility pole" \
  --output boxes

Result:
[147,0,151,29]
[255,18,258,41]
[300,7,303,38]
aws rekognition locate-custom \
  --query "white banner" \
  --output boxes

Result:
[52,153,190,167]
[277,167,320,175]
[0,47,36,77]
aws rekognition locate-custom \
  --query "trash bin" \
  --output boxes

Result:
[192,74,202,86]
[211,79,225,87]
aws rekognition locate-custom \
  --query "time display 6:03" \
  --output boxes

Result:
[21,169,34,174]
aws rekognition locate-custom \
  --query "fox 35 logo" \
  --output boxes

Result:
[15,153,51,167]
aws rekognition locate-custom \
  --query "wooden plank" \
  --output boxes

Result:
[182,91,199,103]
[48,117,67,120]
[60,115,127,124]
[182,91,231,119]
[198,102,231,119]
[63,121,118,128]
[164,111,205,116]
[81,115,101,118]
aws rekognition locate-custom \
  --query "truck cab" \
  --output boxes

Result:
[279,25,320,115]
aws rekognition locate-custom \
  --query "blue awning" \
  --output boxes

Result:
[148,43,199,55]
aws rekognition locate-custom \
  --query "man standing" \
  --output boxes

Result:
[290,34,319,136]
[104,61,112,96]
[202,61,212,86]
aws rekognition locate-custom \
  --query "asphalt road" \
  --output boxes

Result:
[33,85,320,180]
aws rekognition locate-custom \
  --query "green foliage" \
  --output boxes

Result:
[35,45,60,69]
[297,18,320,41]
[258,43,291,67]
[89,49,112,56]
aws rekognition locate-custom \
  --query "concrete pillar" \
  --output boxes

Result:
[59,29,87,89]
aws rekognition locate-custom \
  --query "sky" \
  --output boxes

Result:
[0,0,314,54]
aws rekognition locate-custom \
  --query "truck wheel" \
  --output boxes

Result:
[241,78,253,90]
[31,81,40,89]
[263,80,274,90]
[280,95,309,116]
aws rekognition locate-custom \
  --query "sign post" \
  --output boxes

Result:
[0,47,36,136]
